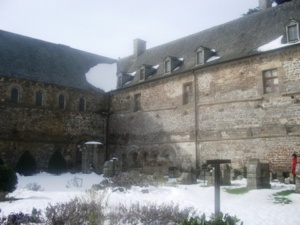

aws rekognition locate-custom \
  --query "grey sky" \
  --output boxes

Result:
[0,0,259,59]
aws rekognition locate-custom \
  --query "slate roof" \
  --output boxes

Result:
[0,30,116,92]
[118,0,300,88]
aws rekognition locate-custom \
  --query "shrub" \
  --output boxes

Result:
[108,201,196,225]
[48,150,67,175]
[66,176,83,188]
[0,165,18,194]
[180,212,243,225]
[45,190,106,225]
[25,182,44,191]
[0,208,44,225]
[15,150,37,176]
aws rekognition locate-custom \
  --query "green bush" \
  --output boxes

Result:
[0,165,18,194]
[15,150,37,176]
[48,150,67,175]
[180,212,243,225]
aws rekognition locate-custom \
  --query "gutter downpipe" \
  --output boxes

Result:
[192,70,199,175]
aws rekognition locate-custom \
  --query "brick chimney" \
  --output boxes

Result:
[258,0,272,10]
[133,39,146,58]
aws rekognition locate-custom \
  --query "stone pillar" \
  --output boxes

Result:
[103,158,122,177]
[247,159,271,189]
[207,164,231,186]
[82,142,105,174]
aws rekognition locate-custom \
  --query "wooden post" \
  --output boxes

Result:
[207,159,231,215]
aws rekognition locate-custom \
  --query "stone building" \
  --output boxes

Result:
[1,0,300,178]
[108,0,300,178]
[0,30,116,171]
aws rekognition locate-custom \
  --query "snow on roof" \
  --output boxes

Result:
[85,141,102,145]
[85,63,117,92]
[257,36,300,52]
[206,55,220,63]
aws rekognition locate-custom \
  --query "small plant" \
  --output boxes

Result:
[180,212,243,225]
[272,190,295,205]
[224,187,249,195]
[0,208,44,225]
[45,191,106,225]
[48,150,67,175]
[0,165,18,199]
[66,176,83,188]
[25,182,44,191]
[107,201,196,225]
[15,150,37,176]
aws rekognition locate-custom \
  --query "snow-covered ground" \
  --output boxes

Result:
[0,172,299,225]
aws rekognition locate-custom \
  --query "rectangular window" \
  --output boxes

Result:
[59,94,65,109]
[79,98,85,111]
[263,69,279,94]
[11,88,19,103]
[134,93,141,111]
[183,82,193,105]
[196,50,204,65]
[140,68,145,80]
[287,24,298,42]
[164,60,171,74]
[36,91,43,106]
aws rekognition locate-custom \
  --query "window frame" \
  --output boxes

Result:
[182,82,193,105]
[58,94,65,109]
[262,69,279,94]
[196,50,204,65]
[286,20,300,43]
[11,87,19,103]
[35,90,44,107]
[133,93,141,112]
[79,97,86,112]
[164,60,171,74]
[139,68,145,81]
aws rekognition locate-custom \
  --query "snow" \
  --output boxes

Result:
[1,173,300,225]
[257,36,300,52]
[85,141,102,145]
[85,63,117,92]
[207,56,220,63]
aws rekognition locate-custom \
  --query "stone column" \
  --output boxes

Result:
[247,158,270,189]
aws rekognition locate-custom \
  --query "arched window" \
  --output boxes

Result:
[59,94,65,109]
[11,87,19,103]
[79,98,85,111]
[36,91,43,106]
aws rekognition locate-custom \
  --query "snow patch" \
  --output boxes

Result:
[85,63,117,92]
[207,56,220,62]
[257,36,299,52]
[85,141,102,145]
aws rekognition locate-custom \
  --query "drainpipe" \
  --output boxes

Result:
[192,70,199,174]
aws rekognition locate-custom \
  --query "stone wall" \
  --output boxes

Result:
[0,76,109,171]
[108,45,300,175]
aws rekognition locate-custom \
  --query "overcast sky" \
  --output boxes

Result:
[0,0,259,59]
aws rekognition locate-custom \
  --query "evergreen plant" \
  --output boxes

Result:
[48,150,67,175]
[15,150,37,176]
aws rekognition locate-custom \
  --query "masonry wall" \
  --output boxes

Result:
[108,73,196,173]
[197,46,300,174]
[109,45,300,176]
[0,76,109,171]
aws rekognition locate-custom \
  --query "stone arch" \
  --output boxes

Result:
[158,145,177,167]
[7,83,23,103]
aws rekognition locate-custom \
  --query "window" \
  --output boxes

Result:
[79,98,85,111]
[183,82,193,105]
[134,93,141,111]
[286,21,299,42]
[59,94,65,109]
[196,50,204,65]
[140,68,145,80]
[35,91,43,106]
[11,87,19,103]
[164,60,171,74]
[263,69,279,94]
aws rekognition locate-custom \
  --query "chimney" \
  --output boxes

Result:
[258,0,272,10]
[133,39,146,58]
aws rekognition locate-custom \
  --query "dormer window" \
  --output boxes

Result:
[196,50,204,65]
[195,46,216,66]
[139,68,145,80]
[286,20,299,42]
[163,56,183,74]
[164,60,171,74]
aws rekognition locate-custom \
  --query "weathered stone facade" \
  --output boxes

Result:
[109,44,300,176]
[0,76,109,171]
